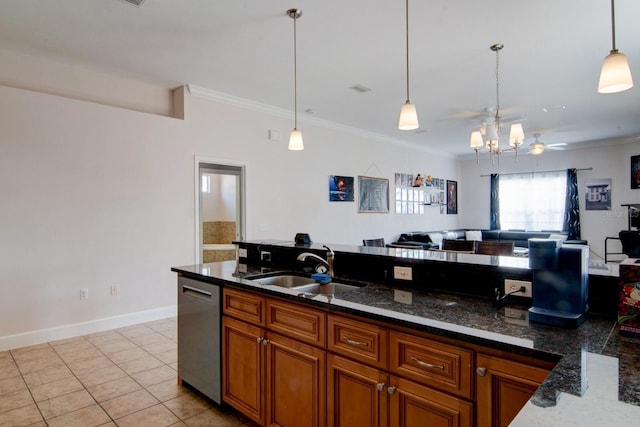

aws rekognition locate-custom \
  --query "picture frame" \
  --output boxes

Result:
[446,180,458,214]
[329,175,354,201]
[585,178,611,210]
[358,176,389,213]
[631,155,640,189]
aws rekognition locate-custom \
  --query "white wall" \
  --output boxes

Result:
[459,141,640,260]
[0,57,461,348]
[201,174,237,222]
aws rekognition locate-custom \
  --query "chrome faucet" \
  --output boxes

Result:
[297,245,334,277]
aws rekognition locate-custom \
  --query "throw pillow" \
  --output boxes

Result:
[466,230,482,241]
[548,233,568,241]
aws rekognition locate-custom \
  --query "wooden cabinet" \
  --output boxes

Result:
[476,353,552,427]
[222,288,552,427]
[328,316,472,427]
[266,332,326,427]
[222,315,264,424]
[222,288,326,427]
[388,375,472,427]
[328,314,388,370]
[390,331,473,399]
[327,354,388,427]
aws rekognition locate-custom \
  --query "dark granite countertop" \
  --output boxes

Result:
[172,255,639,426]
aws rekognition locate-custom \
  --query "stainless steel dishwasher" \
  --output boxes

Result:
[177,275,221,403]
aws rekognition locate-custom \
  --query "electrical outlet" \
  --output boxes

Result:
[394,289,413,304]
[238,248,248,258]
[393,266,413,281]
[110,285,118,296]
[504,279,532,298]
[80,288,89,300]
[261,251,271,262]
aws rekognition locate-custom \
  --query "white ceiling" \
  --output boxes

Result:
[1,0,639,158]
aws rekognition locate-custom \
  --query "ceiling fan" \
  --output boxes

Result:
[528,133,567,155]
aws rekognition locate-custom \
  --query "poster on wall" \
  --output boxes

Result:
[446,180,458,215]
[358,176,389,213]
[632,155,640,189]
[329,175,354,201]
[585,178,612,210]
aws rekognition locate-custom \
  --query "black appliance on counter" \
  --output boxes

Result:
[177,275,221,403]
[528,239,589,328]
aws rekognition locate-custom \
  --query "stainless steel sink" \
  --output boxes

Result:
[246,272,365,294]
[249,274,313,288]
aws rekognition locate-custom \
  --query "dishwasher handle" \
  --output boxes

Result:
[182,284,213,301]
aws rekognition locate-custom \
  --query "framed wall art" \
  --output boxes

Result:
[631,155,640,189]
[446,180,458,214]
[329,175,354,201]
[585,178,611,210]
[358,176,389,213]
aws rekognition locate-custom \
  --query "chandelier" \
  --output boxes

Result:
[470,44,525,164]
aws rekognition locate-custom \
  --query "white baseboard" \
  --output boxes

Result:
[0,305,177,352]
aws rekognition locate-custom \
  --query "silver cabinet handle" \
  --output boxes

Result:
[376,382,385,392]
[343,336,368,347]
[411,356,444,370]
[387,386,396,395]
[476,367,487,377]
[257,337,263,343]
[262,339,269,346]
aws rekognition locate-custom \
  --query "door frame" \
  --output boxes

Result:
[194,156,247,264]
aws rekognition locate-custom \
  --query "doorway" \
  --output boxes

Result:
[196,161,245,264]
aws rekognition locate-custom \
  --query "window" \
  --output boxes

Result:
[499,171,566,231]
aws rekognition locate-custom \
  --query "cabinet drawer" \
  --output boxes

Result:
[266,298,326,347]
[223,288,266,326]
[390,331,473,399]
[328,315,388,370]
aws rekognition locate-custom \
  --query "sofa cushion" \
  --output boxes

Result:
[481,230,500,241]
[465,230,482,241]
[427,232,443,244]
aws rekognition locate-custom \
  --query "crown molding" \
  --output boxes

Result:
[185,84,452,158]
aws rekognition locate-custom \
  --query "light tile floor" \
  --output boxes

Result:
[0,318,257,427]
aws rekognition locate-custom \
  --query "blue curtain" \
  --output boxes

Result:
[564,168,581,239]
[490,174,500,230]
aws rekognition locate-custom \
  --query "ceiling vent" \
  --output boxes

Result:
[121,0,146,6]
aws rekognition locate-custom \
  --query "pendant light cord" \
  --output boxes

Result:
[494,45,500,126]
[405,0,410,102]
[293,13,298,129]
[610,0,617,51]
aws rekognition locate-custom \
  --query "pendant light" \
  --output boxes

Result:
[598,0,633,93]
[398,0,419,130]
[287,8,304,150]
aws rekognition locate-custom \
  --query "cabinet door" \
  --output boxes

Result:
[388,375,472,427]
[266,332,326,427]
[222,315,265,426]
[327,354,388,427]
[476,353,551,427]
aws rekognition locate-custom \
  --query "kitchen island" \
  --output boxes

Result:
[172,241,639,426]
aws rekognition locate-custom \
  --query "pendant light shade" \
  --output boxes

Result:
[288,129,304,150]
[399,101,419,130]
[469,131,483,149]
[599,50,634,93]
[287,8,304,150]
[398,0,419,130]
[508,123,525,148]
[598,0,633,94]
